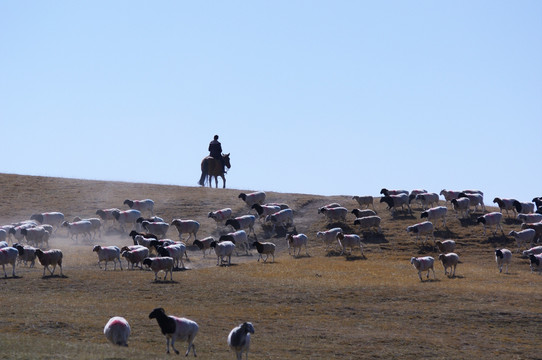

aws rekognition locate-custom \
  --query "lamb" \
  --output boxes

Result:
[0,246,22,277]
[265,209,294,230]
[435,240,456,254]
[529,254,542,273]
[438,253,459,277]
[410,256,435,281]
[104,316,130,347]
[336,233,363,256]
[143,256,174,281]
[495,249,512,273]
[517,213,542,224]
[509,229,536,252]
[171,219,200,241]
[420,206,448,229]
[238,191,266,207]
[412,193,439,210]
[208,208,233,225]
[92,245,122,271]
[121,247,149,269]
[140,220,169,239]
[513,200,535,215]
[193,237,215,258]
[123,198,154,216]
[319,207,348,223]
[20,226,50,248]
[352,195,375,210]
[317,203,342,214]
[210,240,236,266]
[35,249,63,277]
[219,230,250,255]
[493,198,518,218]
[228,322,255,360]
[406,221,435,246]
[451,198,470,219]
[72,217,102,239]
[353,216,382,233]
[458,192,485,213]
[477,212,503,236]
[521,222,542,243]
[61,220,93,243]
[522,246,542,258]
[156,243,187,269]
[380,188,408,196]
[316,227,343,251]
[380,194,411,216]
[149,307,198,356]
[439,189,461,204]
[30,212,65,232]
[226,215,257,238]
[286,233,309,257]
[251,204,281,220]
[112,209,142,233]
[252,241,276,263]
[13,243,37,267]
[351,208,377,219]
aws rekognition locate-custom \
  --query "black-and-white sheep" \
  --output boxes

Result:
[351,208,377,219]
[251,204,281,221]
[265,209,294,231]
[238,191,266,207]
[149,307,199,356]
[210,240,235,266]
[477,212,503,236]
[513,200,535,215]
[193,237,215,258]
[353,216,382,233]
[121,247,149,269]
[112,209,142,233]
[493,198,518,218]
[143,256,174,281]
[458,192,485,213]
[451,197,470,219]
[30,212,65,233]
[286,233,309,257]
[252,241,276,263]
[316,227,343,251]
[380,188,408,196]
[124,199,154,216]
[219,230,250,255]
[412,192,439,210]
[420,206,448,229]
[406,221,434,246]
[156,243,187,269]
[228,322,255,360]
[380,194,411,216]
[495,249,512,273]
[226,215,257,238]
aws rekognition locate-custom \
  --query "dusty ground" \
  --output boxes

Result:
[0,173,540,359]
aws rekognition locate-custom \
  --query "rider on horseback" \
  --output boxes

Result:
[209,135,226,173]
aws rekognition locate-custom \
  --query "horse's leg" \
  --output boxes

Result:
[221,174,226,188]
[214,175,218,188]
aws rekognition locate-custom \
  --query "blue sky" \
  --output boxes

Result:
[1,1,540,204]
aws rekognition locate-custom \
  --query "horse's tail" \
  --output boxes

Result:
[198,158,208,186]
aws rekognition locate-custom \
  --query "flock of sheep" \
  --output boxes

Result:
[1,187,542,356]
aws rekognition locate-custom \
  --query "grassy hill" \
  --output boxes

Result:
[0,173,540,359]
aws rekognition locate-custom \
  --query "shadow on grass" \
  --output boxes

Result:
[345,254,367,261]
[151,279,179,284]
[481,235,512,246]
[172,267,190,272]
[504,218,521,225]
[434,228,457,238]
[362,232,388,244]
[326,222,355,233]
[42,274,68,279]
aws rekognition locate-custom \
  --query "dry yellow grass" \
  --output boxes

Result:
[0,173,540,359]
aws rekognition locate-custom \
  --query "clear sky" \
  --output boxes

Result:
[1,1,541,204]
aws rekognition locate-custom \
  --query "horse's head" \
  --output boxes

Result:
[222,153,231,169]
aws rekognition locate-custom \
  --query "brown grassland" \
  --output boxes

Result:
[0,173,540,359]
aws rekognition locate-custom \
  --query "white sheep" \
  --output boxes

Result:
[171,219,200,241]
[112,209,142,233]
[520,222,542,243]
[438,253,459,277]
[30,212,65,233]
[316,227,343,251]
[336,233,363,256]
[8,223,37,244]
[420,206,448,229]
[73,217,102,239]
[210,240,236,266]
[286,233,309,257]
[133,234,156,251]
[0,246,22,277]
[380,188,408,196]
[238,191,266,207]
[92,245,122,271]
[156,243,187,269]
[495,249,512,273]
[380,194,412,216]
[509,229,536,253]
[62,220,93,243]
[353,216,382,233]
[477,212,503,236]
[251,204,281,220]
[406,221,435,246]
[124,198,154,216]
[121,247,149,269]
[149,307,199,356]
[319,207,348,223]
[35,248,63,277]
[20,226,50,248]
[522,246,542,258]
[265,209,294,231]
[517,213,542,224]
[439,189,461,204]
[226,215,257,238]
[208,208,232,226]
[462,189,484,196]
[435,240,456,254]
[493,198,518,218]
[143,256,174,281]
[228,322,255,360]
[104,316,130,346]
[458,192,485,213]
[513,200,535,215]
[219,230,250,255]
[451,198,470,219]
[413,192,439,210]
[410,256,435,281]
[192,237,215,258]
[252,241,276,263]
[317,203,342,214]
[352,195,375,210]
[141,220,169,239]
[351,208,377,219]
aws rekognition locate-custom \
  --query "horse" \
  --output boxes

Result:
[198,153,231,188]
